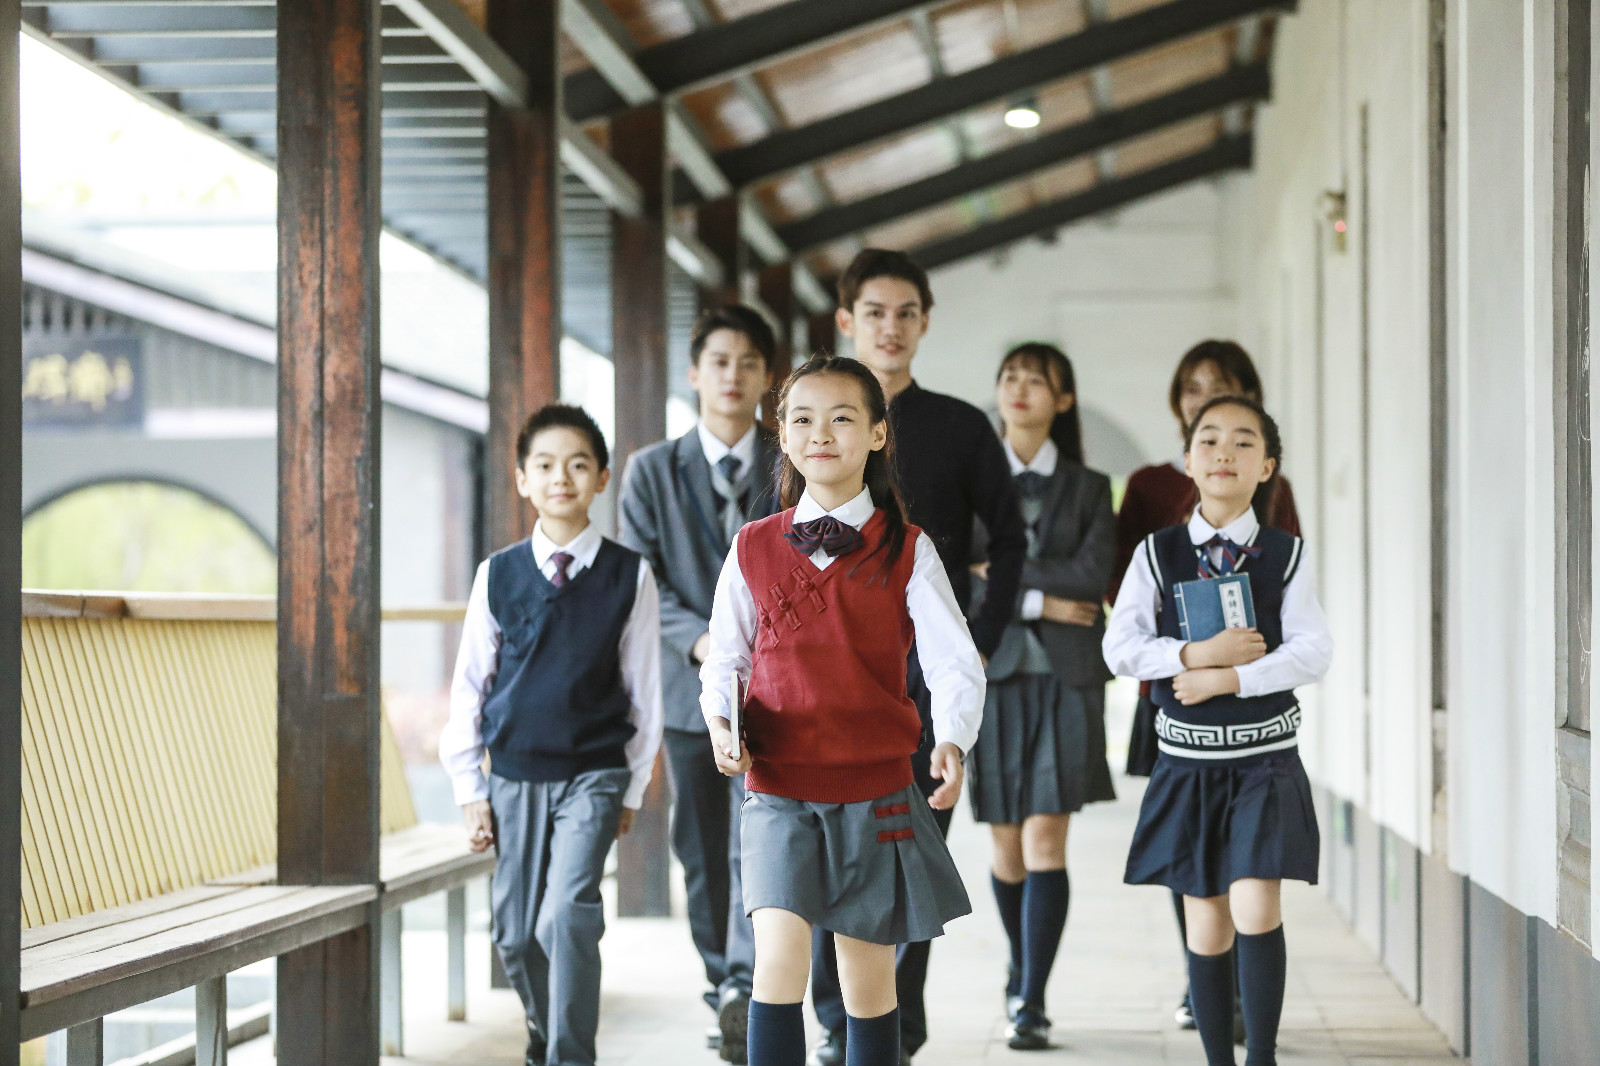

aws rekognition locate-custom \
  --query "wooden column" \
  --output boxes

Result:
[806,311,837,359]
[758,262,794,430]
[275,0,383,1061]
[487,0,562,548]
[1,0,23,1061]
[610,101,672,918]
[695,194,744,310]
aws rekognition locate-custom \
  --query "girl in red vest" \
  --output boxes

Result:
[699,355,986,1066]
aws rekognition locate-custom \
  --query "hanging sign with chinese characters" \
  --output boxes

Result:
[21,337,144,429]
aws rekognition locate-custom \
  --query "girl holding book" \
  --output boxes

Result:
[698,355,986,1066]
[1103,396,1332,1066]
[1111,340,1304,1035]
[966,343,1116,1050]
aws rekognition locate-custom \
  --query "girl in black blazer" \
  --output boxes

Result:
[968,343,1117,1050]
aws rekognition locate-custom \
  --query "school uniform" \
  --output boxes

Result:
[968,439,1117,825]
[698,486,986,946]
[1103,507,1332,898]
[1112,460,1303,777]
[618,424,779,1018]
[440,521,664,1066]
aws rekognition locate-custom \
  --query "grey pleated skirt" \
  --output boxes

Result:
[739,784,972,945]
[966,675,1116,825]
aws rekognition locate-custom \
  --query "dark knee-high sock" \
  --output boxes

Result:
[845,1008,900,1066]
[1187,949,1238,1066]
[991,874,1025,997]
[747,1000,805,1066]
[1020,869,1069,1008]
[1235,927,1287,1066]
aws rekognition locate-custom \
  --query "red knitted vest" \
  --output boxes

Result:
[737,507,923,803]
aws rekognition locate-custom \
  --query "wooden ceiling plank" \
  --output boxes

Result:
[711,0,1293,186]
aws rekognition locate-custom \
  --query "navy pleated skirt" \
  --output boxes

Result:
[966,675,1115,825]
[1123,746,1320,898]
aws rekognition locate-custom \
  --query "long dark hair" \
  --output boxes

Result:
[1184,395,1283,519]
[997,342,1084,464]
[775,355,910,580]
[1168,340,1265,424]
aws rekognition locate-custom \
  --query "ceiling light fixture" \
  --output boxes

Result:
[1004,103,1041,129]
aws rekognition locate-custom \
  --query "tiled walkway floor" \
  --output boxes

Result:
[238,772,1462,1065]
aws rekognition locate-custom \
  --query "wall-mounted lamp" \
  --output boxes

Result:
[1319,190,1349,254]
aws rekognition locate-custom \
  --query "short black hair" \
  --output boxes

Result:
[691,305,778,369]
[515,404,610,471]
[837,248,935,313]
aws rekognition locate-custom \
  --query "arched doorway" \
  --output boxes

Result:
[22,479,275,594]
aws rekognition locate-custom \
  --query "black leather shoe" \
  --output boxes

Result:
[1006,1005,1051,1050]
[1174,989,1196,1029]
[717,987,750,1064]
[810,1028,845,1066]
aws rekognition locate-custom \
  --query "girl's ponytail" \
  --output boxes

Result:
[775,355,910,582]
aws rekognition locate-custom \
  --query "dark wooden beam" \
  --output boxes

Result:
[695,194,745,309]
[909,135,1253,272]
[758,262,794,432]
[777,63,1271,253]
[565,0,943,123]
[1,0,22,1060]
[806,312,837,359]
[610,101,672,919]
[714,0,1292,186]
[275,0,383,1061]
[486,0,562,547]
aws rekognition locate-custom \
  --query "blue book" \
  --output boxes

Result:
[1173,573,1257,642]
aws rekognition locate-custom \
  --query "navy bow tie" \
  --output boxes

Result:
[1014,470,1050,499]
[784,514,865,558]
[1197,534,1261,579]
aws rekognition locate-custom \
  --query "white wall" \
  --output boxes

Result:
[913,182,1242,479]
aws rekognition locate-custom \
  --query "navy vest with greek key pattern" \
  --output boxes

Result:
[1148,523,1305,759]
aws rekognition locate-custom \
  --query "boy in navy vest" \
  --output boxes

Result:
[440,404,663,1066]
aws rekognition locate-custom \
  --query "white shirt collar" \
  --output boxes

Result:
[793,485,876,529]
[1003,437,1058,477]
[531,519,604,570]
[1187,506,1260,547]
[697,422,758,470]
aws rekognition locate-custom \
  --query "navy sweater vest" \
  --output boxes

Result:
[1148,523,1305,759]
[482,537,641,783]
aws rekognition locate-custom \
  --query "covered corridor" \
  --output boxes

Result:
[3,1,1599,1065]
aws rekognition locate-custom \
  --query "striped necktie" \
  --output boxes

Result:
[549,551,574,588]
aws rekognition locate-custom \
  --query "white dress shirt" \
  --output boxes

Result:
[697,421,758,475]
[1004,437,1057,622]
[439,520,664,810]
[1102,506,1333,698]
[697,486,986,755]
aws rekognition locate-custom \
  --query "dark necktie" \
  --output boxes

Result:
[784,515,865,558]
[549,551,574,588]
[716,453,743,486]
[1197,534,1261,579]
[1014,470,1050,500]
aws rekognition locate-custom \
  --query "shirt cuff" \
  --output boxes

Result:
[1020,589,1044,621]
[450,769,489,806]
[624,774,651,810]
[1233,660,1267,698]
[1157,638,1188,679]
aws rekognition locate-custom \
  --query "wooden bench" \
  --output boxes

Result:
[19,591,493,1061]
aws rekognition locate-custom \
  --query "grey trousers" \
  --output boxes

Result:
[489,768,629,1066]
[663,728,755,1009]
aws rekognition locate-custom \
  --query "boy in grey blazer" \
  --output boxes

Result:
[617,305,781,1064]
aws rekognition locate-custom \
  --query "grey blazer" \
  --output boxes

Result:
[618,427,782,732]
[971,458,1116,688]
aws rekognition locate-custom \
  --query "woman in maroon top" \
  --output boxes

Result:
[1110,339,1301,1035]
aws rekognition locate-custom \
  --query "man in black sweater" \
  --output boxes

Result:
[809,249,1028,1065]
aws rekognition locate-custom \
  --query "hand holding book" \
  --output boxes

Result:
[1180,627,1267,669]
